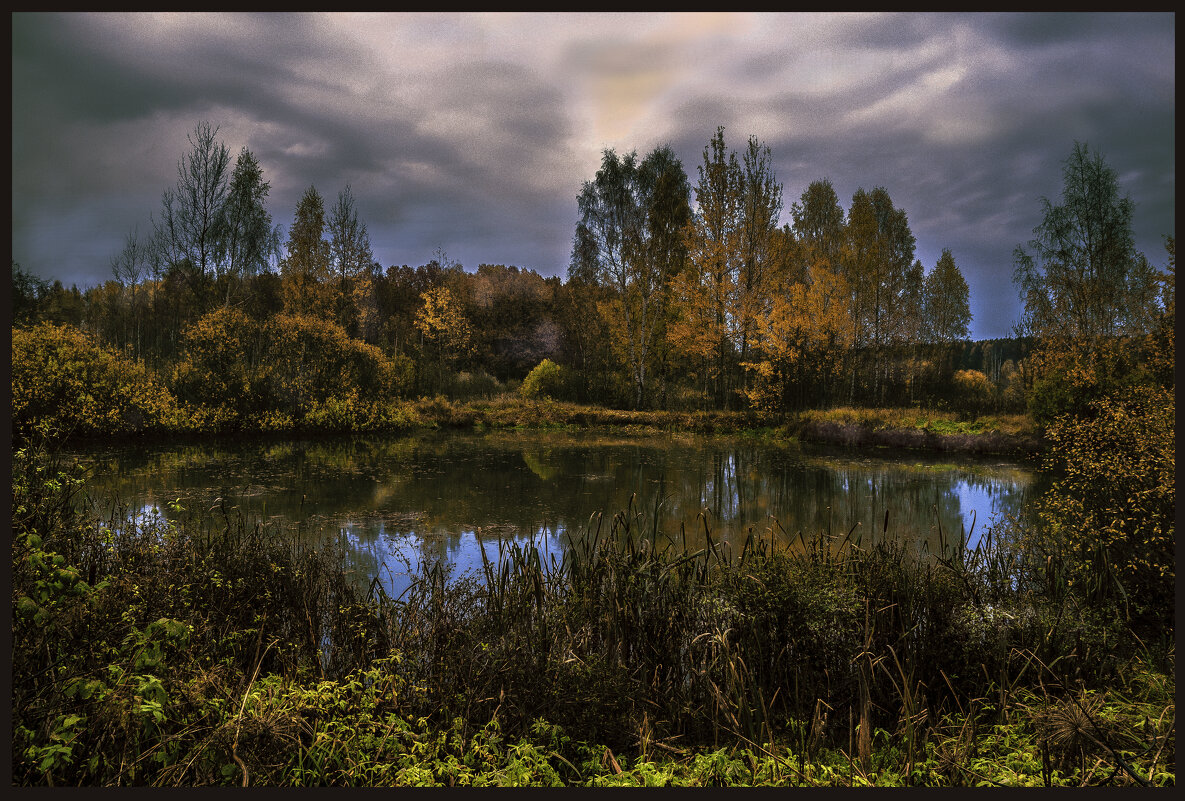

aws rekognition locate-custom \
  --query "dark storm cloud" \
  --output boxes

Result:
[652,12,1173,337]
[11,12,1174,339]
[12,12,578,285]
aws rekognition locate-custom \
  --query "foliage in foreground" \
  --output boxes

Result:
[12,434,1173,786]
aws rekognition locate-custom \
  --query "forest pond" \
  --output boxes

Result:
[71,430,1050,599]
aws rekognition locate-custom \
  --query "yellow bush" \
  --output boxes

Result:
[952,369,993,419]
[262,313,412,425]
[12,323,180,439]
[1038,385,1174,633]
[171,307,264,426]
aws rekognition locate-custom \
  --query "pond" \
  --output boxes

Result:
[71,429,1050,598]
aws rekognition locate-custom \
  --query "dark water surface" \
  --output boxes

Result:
[71,430,1049,598]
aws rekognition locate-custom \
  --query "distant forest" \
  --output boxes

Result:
[11,123,1170,433]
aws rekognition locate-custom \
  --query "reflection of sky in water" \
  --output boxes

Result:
[956,481,997,540]
[342,523,573,600]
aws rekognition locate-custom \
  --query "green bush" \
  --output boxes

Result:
[520,359,571,401]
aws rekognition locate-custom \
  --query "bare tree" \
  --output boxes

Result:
[152,121,231,297]
[327,184,375,334]
[111,225,150,358]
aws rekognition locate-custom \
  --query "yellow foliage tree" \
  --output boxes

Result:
[951,369,993,420]
[741,264,852,412]
[414,286,473,391]
[171,307,264,426]
[262,312,408,425]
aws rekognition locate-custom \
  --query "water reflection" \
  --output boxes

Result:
[71,430,1048,593]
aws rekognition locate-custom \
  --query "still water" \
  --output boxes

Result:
[72,430,1049,597]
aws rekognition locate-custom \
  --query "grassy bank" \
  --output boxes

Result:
[410,397,1040,456]
[794,407,1040,457]
[25,392,1040,459]
[13,442,1172,786]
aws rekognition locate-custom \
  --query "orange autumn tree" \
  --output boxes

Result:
[742,262,852,412]
[669,127,784,410]
[668,127,740,408]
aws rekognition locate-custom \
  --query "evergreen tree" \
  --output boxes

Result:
[924,248,972,343]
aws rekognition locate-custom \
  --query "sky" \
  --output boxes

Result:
[11,11,1176,340]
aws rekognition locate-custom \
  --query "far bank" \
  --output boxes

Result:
[409,397,1042,458]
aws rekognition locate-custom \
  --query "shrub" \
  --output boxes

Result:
[260,313,411,423]
[1025,337,1146,428]
[520,359,571,401]
[11,323,180,440]
[951,369,993,420]
[170,307,266,426]
[445,369,504,401]
[1035,385,1174,638]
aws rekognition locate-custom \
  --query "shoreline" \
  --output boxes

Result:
[40,398,1042,459]
[795,418,1041,458]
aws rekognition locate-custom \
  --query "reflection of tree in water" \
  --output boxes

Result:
[72,431,1047,580]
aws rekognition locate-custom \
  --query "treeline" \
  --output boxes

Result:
[10,126,1172,436]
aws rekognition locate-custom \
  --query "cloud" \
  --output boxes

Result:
[10,12,1175,338]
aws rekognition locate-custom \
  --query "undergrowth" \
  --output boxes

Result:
[11,435,1173,786]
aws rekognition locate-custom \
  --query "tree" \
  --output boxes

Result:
[152,121,231,296]
[637,146,692,408]
[217,147,280,303]
[327,184,374,281]
[733,135,783,392]
[743,263,852,411]
[1014,143,1164,424]
[952,369,992,419]
[260,312,407,425]
[520,358,571,401]
[671,126,741,408]
[791,178,845,271]
[414,285,473,392]
[281,186,331,317]
[899,258,927,403]
[111,225,150,289]
[170,307,265,426]
[923,249,971,343]
[573,145,691,408]
[1013,141,1158,340]
[327,184,376,337]
[1145,236,1174,390]
[839,186,917,403]
[11,260,50,326]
